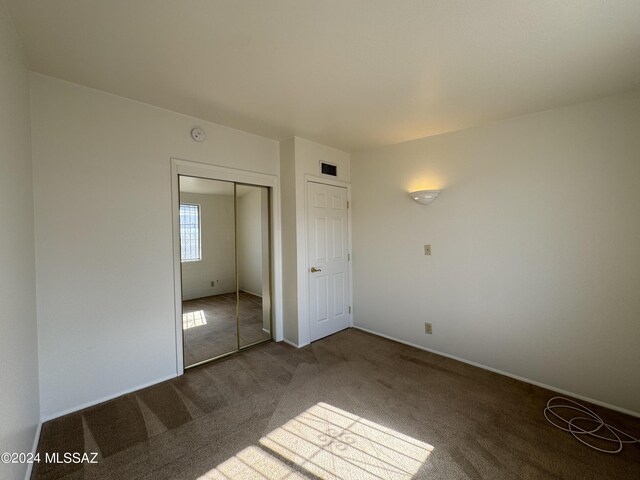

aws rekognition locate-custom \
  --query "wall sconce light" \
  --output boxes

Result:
[409,189,441,205]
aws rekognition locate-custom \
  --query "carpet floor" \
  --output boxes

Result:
[182,291,271,366]
[32,329,640,479]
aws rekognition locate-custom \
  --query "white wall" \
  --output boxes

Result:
[0,3,39,479]
[279,137,350,346]
[352,90,640,414]
[237,187,271,331]
[237,188,263,297]
[279,138,299,342]
[30,73,279,418]
[294,137,351,185]
[180,192,235,300]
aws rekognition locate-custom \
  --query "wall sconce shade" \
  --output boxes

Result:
[409,189,441,205]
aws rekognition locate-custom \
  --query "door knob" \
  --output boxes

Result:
[310,267,322,273]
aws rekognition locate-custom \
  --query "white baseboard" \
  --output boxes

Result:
[240,290,262,298]
[24,420,42,480]
[282,338,300,348]
[352,325,640,419]
[281,337,309,348]
[183,289,237,302]
[40,373,177,422]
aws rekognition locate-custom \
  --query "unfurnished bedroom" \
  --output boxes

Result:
[0,1,639,479]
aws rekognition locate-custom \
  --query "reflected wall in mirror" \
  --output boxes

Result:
[179,176,237,366]
[236,185,271,348]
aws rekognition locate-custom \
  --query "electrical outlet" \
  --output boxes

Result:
[210,281,216,287]
[424,244,431,255]
[424,322,432,334]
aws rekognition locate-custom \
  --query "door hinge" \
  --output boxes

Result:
[349,306,352,314]
[348,253,351,261]
[347,201,350,209]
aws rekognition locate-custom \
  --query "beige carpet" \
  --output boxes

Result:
[32,329,640,479]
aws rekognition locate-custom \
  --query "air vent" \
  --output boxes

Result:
[321,162,337,176]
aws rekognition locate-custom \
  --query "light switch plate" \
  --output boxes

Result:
[424,244,431,255]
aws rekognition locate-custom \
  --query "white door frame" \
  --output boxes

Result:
[300,174,353,346]
[171,158,283,375]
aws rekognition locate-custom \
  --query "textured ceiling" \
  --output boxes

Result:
[7,0,640,151]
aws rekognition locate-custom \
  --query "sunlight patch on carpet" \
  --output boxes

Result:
[199,402,433,479]
[259,402,433,479]
[198,446,304,479]
[183,310,207,329]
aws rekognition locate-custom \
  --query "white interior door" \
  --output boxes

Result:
[307,181,350,342]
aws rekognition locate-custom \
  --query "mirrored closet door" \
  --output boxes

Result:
[178,175,272,368]
[236,184,271,348]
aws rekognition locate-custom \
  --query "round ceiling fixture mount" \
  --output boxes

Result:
[190,127,206,142]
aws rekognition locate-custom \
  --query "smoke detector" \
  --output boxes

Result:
[190,127,206,142]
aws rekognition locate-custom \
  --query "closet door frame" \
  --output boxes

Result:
[171,158,282,376]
